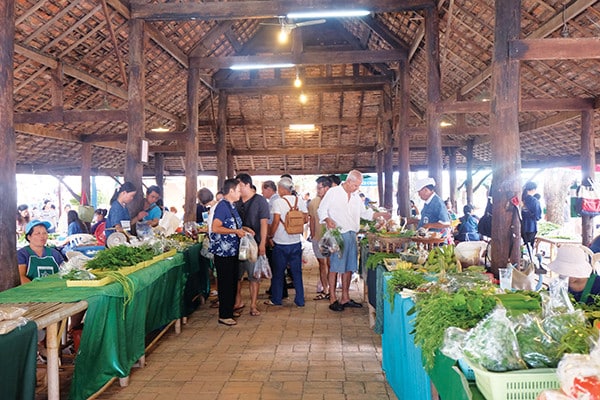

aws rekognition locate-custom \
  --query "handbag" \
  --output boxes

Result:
[577,178,600,217]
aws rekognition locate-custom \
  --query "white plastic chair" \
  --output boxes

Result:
[65,233,96,248]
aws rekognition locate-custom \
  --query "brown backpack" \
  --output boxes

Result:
[282,196,305,234]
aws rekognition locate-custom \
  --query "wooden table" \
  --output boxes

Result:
[7,301,88,400]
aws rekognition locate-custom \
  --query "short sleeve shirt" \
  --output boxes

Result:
[143,204,162,223]
[209,200,243,257]
[418,193,450,231]
[106,201,130,239]
[272,195,308,245]
[17,246,64,279]
[235,194,270,245]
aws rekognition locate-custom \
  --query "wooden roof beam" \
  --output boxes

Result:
[510,38,600,61]
[191,49,404,69]
[437,97,596,113]
[15,109,128,124]
[459,0,596,95]
[215,76,389,91]
[131,0,435,21]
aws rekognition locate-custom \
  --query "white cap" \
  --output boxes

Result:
[415,177,436,191]
[547,245,593,278]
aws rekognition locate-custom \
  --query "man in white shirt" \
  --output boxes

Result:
[318,170,390,312]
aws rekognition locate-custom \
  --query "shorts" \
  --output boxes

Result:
[329,231,358,273]
[238,259,259,282]
[312,239,327,259]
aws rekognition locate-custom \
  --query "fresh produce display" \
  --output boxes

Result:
[366,252,399,270]
[410,287,497,370]
[84,244,156,271]
[423,244,460,273]
[385,269,427,303]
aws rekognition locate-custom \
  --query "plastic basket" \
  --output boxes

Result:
[468,362,559,400]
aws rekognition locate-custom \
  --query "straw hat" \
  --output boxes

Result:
[547,244,593,278]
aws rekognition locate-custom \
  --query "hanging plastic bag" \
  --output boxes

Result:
[319,229,342,257]
[253,255,272,280]
[247,234,258,263]
[200,236,213,259]
[239,234,250,261]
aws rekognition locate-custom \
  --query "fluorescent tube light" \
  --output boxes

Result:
[287,10,370,19]
[150,126,170,133]
[230,63,295,70]
[289,124,315,130]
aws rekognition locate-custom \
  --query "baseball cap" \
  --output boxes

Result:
[25,219,52,236]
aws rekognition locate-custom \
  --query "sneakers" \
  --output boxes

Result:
[328,301,344,312]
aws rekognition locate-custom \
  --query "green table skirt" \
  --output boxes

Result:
[0,253,186,400]
[0,320,38,400]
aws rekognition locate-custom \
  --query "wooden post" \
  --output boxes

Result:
[396,59,411,218]
[154,153,165,194]
[377,151,384,203]
[382,84,394,210]
[216,90,228,190]
[466,139,474,206]
[425,6,443,197]
[489,0,522,276]
[0,0,19,290]
[50,62,63,113]
[126,19,145,211]
[581,109,595,246]
[184,67,200,223]
[81,142,91,205]
[448,147,457,211]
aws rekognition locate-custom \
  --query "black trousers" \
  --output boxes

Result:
[214,255,239,319]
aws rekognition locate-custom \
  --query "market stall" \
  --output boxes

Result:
[0,251,186,400]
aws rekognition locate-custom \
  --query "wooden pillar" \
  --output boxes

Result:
[466,139,474,206]
[227,151,234,179]
[448,147,457,211]
[425,6,443,197]
[184,67,200,223]
[126,19,145,211]
[0,0,18,290]
[377,151,384,203]
[154,153,165,194]
[50,62,63,113]
[81,143,91,204]
[489,0,522,276]
[396,60,411,218]
[581,109,595,246]
[382,84,394,210]
[216,90,228,190]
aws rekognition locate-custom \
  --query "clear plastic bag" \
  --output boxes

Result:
[462,307,526,371]
[253,255,272,280]
[200,236,213,259]
[0,306,26,321]
[319,229,340,257]
[513,312,562,368]
[247,234,258,263]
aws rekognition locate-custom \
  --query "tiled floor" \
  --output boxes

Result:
[92,245,396,400]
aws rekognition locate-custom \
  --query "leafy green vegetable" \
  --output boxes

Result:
[410,287,497,370]
[85,244,156,271]
[365,252,399,270]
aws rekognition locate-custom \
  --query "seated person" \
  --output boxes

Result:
[547,244,600,304]
[59,210,91,255]
[17,220,65,284]
[90,208,107,234]
[454,205,481,242]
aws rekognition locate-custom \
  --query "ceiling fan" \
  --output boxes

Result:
[261,17,326,42]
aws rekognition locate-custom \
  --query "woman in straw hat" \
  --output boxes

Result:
[547,244,600,304]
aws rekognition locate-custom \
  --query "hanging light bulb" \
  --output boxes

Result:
[278,27,289,44]
[299,92,308,104]
[294,71,302,88]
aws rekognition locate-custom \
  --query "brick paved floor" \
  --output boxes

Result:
[94,244,396,400]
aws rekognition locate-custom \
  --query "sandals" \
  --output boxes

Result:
[218,318,237,326]
[313,292,330,301]
[250,308,261,316]
[233,304,245,312]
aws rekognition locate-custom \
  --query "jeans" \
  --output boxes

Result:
[271,242,304,306]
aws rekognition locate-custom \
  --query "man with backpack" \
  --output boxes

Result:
[266,177,308,307]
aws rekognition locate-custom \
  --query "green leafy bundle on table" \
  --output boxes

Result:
[385,269,427,303]
[85,244,156,271]
[365,252,399,270]
[410,287,497,370]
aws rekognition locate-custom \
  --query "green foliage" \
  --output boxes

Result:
[85,244,156,271]
[365,252,399,270]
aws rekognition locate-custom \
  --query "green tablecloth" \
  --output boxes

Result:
[0,253,186,400]
[0,320,38,400]
[182,243,211,315]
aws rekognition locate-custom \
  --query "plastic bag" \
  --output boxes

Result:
[200,236,214,259]
[558,353,600,400]
[513,312,562,368]
[253,255,272,280]
[0,317,29,335]
[0,306,26,321]
[319,229,341,257]
[462,307,526,371]
[247,234,258,263]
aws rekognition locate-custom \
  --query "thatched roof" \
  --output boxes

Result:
[11,0,600,176]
